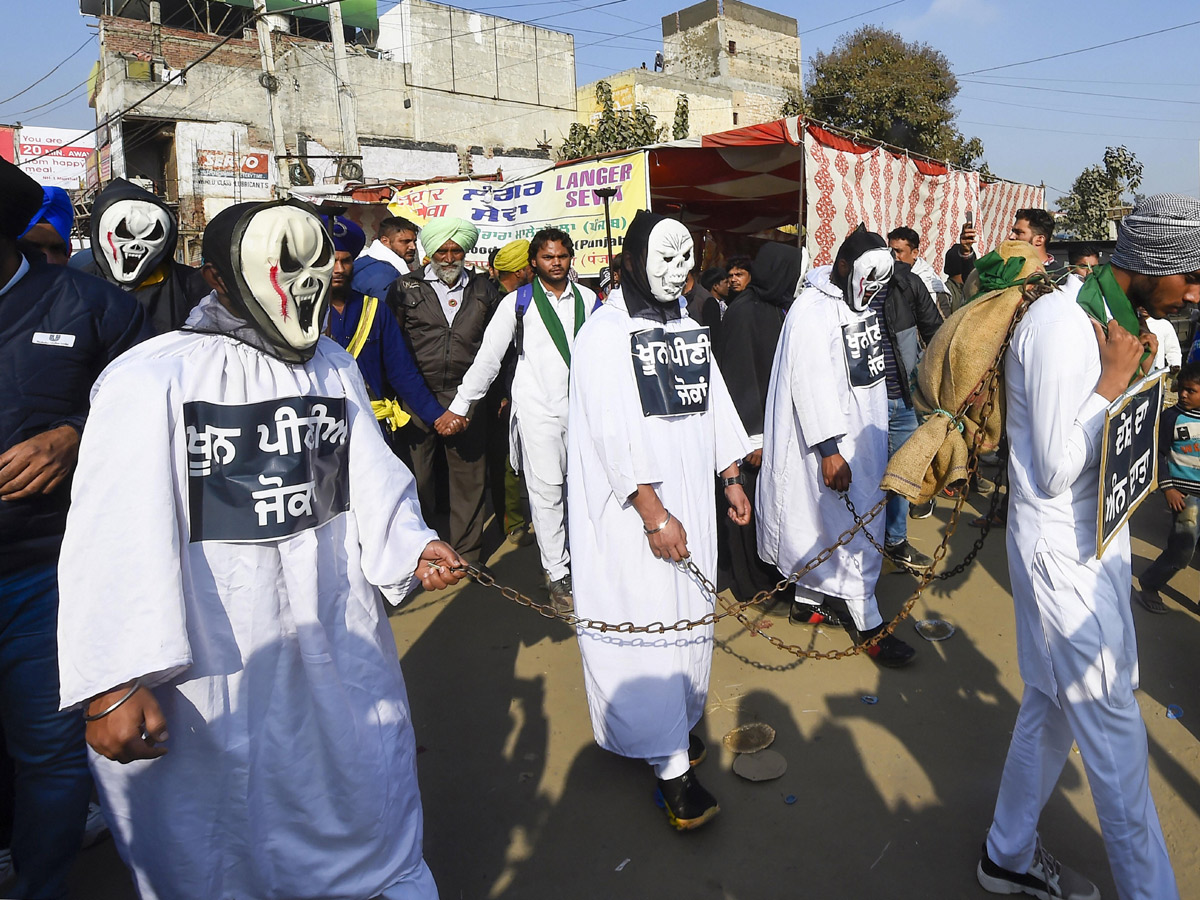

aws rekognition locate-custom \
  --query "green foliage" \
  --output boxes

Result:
[559,81,665,161]
[1055,146,1145,240]
[673,94,690,141]
[779,89,805,118]
[804,25,984,169]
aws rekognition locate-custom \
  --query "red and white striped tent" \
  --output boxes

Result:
[642,116,1043,272]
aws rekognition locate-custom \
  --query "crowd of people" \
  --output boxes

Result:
[2,147,1199,900]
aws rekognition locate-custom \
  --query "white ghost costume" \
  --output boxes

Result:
[567,216,750,780]
[756,264,889,630]
[57,202,441,900]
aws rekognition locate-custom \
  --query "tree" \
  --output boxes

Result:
[672,94,690,141]
[779,89,805,118]
[804,26,984,169]
[1056,146,1144,240]
[559,81,664,161]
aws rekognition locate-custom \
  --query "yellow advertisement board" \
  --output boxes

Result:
[387,151,649,277]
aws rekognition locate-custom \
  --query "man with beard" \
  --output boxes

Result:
[445,228,597,610]
[80,178,208,333]
[387,217,499,561]
[757,226,917,667]
[976,195,1196,900]
[725,255,752,300]
[568,211,751,831]
[353,215,420,299]
[715,242,800,607]
[56,198,465,900]
[489,239,533,296]
[0,158,146,900]
[320,215,462,442]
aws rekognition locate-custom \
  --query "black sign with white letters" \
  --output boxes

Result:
[841,312,886,388]
[630,327,713,417]
[1097,374,1162,557]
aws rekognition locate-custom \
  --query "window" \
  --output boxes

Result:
[728,40,736,54]
[732,112,739,125]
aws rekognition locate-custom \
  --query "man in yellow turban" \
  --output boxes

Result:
[386,217,500,561]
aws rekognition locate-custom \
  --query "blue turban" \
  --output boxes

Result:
[26,186,75,245]
[320,214,366,257]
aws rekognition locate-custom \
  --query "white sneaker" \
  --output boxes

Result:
[81,801,110,848]
[977,840,1100,900]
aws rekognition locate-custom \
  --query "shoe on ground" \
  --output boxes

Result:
[885,540,934,569]
[859,625,916,668]
[975,475,997,495]
[688,733,706,767]
[977,840,1099,900]
[789,600,843,627]
[506,525,535,547]
[82,801,110,848]
[548,575,573,613]
[656,771,719,831]
[909,499,935,519]
[1135,587,1168,614]
[971,513,1005,529]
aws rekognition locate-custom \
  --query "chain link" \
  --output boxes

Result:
[456,285,1046,661]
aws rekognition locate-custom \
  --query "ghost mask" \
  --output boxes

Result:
[846,248,894,312]
[645,218,694,303]
[221,202,334,363]
[97,199,172,286]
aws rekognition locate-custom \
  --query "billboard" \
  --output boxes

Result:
[16,127,96,190]
[176,121,275,202]
[219,0,378,29]
[387,152,650,277]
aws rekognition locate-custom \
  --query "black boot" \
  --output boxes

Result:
[656,770,720,831]
[688,733,706,767]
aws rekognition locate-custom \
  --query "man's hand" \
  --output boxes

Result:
[86,683,169,764]
[960,226,977,251]
[1137,320,1159,376]
[743,449,763,468]
[1092,319,1146,401]
[434,411,469,436]
[0,425,80,500]
[821,453,852,492]
[1164,487,1187,514]
[418,540,467,590]
[646,514,690,562]
[725,484,751,526]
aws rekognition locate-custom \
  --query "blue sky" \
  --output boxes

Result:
[7,0,1200,203]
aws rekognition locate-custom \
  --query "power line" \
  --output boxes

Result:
[959,93,1200,127]
[960,77,1200,106]
[959,19,1200,76]
[0,36,94,107]
[800,0,909,36]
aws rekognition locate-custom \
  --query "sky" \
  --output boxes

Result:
[6,0,1200,204]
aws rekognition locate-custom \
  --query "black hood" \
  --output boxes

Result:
[620,209,684,323]
[750,242,803,309]
[831,223,887,294]
[0,158,44,241]
[89,178,179,284]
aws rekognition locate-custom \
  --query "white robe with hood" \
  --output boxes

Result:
[57,295,440,900]
[756,266,888,629]
[567,290,749,762]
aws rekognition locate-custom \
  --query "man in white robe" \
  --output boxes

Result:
[976,194,1199,900]
[756,226,916,667]
[567,211,751,831]
[56,200,465,900]
[444,228,597,610]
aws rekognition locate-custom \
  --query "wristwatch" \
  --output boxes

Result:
[722,473,745,487]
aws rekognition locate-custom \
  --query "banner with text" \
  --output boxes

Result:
[17,126,95,190]
[386,152,649,277]
[1097,372,1163,558]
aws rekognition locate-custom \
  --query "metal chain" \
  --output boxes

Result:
[457,285,1046,660]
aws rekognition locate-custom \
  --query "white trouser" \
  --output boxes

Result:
[523,453,570,582]
[647,749,690,781]
[987,685,1179,900]
[794,584,883,631]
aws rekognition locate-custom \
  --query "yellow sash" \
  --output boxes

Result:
[346,296,411,432]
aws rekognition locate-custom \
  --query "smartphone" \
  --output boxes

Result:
[964,209,974,226]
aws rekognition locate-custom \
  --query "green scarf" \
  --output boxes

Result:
[973,250,1030,294]
[1076,264,1141,337]
[531,278,585,368]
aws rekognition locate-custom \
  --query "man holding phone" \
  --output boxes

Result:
[945,214,978,311]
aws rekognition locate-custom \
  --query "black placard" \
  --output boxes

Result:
[630,327,712,417]
[184,396,350,543]
[1097,374,1162,557]
[841,312,886,388]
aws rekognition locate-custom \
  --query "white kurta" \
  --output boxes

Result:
[57,314,440,900]
[755,268,888,629]
[991,283,1178,899]
[567,293,749,765]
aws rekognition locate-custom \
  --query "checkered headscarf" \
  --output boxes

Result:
[1110,193,1200,276]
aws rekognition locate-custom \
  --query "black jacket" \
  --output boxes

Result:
[0,259,148,574]
[882,261,943,406]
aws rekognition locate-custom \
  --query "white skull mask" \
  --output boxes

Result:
[237,205,333,358]
[847,248,894,312]
[97,199,172,285]
[645,218,694,303]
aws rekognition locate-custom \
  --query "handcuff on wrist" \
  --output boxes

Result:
[722,472,745,487]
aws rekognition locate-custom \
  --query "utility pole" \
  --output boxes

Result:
[327,1,362,177]
[253,0,290,191]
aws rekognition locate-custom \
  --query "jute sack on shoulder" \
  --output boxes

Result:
[880,241,1053,503]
